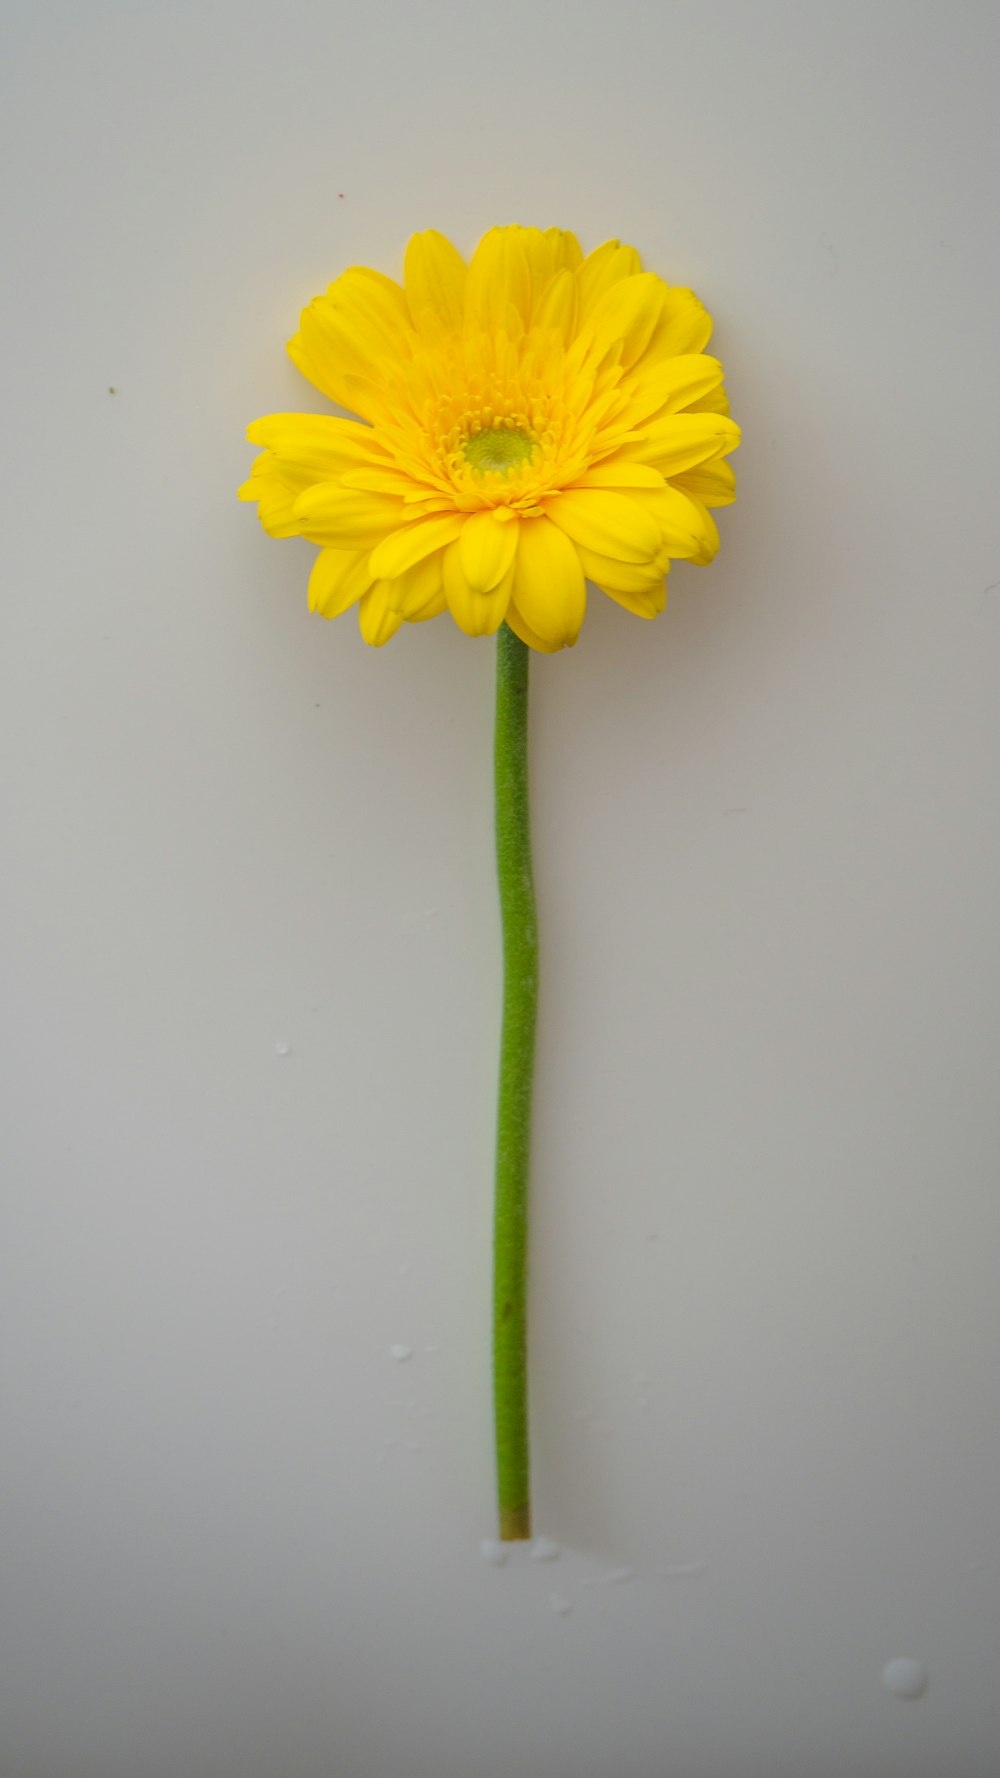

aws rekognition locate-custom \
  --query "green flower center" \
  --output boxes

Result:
[463,425,536,476]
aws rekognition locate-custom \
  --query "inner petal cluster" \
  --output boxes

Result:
[393,328,583,513]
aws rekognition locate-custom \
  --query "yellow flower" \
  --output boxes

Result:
[240,227,740,651]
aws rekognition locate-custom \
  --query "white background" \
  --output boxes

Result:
[3,3,999,1774]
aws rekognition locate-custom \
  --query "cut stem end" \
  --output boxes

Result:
[499,1504,532,1542]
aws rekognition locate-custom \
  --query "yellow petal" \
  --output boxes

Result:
[358,582,404,647]
[287,311,357,412]
[687,383,731,417]
[543,227,583,273]
[575,542,671,594]
[238,454,272,495]
[504,601,562,653]
[672,459,736,506]
[639,288,713,365]
[380,550,446,617]
[545,489,663,564]
[341,465,443,500]
[511,518,586,647]
[625,485,717,557]
[293,485,408,547]
[632,413,741,477]
[239,463,302,537]
[598,578,667,619]
[288,267,411,412]
[570,461,666,490]
[404,229,467,332]
[443,538,513,637]
[516,227,582,307]
[405,587,448,624]
[508,227,555,305]
[502,300,526,342]
[532,267,579,342]
[246,414,385,488]
[368,511,466,580]
[459,509,520,592]
[680,497,721,565]
[578,240,643,316]
[308,548,375,618]
[466,228,531,330]
[333,266,411,342]
[584,274,666,368]
[618,355,724,427]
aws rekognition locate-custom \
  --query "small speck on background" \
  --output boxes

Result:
[881,1658,928,1700]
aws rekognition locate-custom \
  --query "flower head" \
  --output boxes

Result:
[240,227,739,650]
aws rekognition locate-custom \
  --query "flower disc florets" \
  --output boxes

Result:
[240,226,740,650]
[463,424,536,478]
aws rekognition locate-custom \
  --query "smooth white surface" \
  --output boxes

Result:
[3,4,999,1775]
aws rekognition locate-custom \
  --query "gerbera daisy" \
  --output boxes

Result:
[240,225,739,651]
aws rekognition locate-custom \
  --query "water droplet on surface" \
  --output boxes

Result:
[480,1540,507,1567]
[388,1344,413,1363]
[548,1594,573,1616]
[882,1658,928,1699]
[274,1041,291,1056]
[530,1538,560,1562]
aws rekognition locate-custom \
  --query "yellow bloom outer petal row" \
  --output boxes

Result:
[240,226,740,649]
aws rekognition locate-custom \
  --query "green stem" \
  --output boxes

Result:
[492,623,539,1542]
